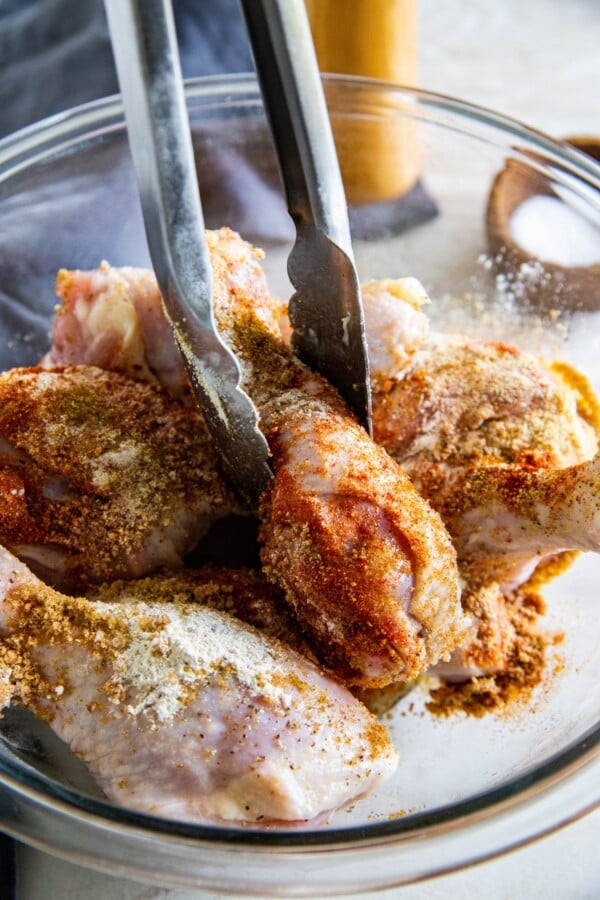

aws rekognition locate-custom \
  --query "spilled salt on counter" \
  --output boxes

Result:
[509,195,600,267]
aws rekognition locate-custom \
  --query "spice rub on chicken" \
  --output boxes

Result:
[373,335,598,576]
[363,278,600,684]
[43,265,191,400]
[93,565,313,661]
[0,366,238,591]
[45,229,468,689]
[43,239,285,404]
[44,235,598,699]
[0,547,398,825]
[366,281,599,580]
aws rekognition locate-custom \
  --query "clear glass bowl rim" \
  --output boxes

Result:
[0,72,598,879]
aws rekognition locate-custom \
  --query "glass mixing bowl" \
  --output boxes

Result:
[0,74,599,895]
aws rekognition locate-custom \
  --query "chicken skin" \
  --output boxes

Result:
[438,450,600,590]
[42,229,468,689]
[43,252,284,405]
[0,547,398,825]
[92,565,314,661]
[0,366,238,591]
[363,279,600,679]
[42,250,599,687]
[46,261,599,589]
[364,280,599,585]
[43,264,194,402]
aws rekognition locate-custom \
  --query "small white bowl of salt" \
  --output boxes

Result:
[486,136,600,310]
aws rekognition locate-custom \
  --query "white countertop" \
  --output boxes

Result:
[16,0,600,897]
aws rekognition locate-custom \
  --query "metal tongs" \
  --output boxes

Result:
[240,0,372,432]
[104,0,272,507]
[104,0,371,508]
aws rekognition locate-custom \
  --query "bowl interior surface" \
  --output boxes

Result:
[0,75,599,892]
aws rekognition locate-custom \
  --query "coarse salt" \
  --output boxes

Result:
[509,195,600,267]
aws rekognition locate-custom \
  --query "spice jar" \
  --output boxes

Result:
[305,0,420,205]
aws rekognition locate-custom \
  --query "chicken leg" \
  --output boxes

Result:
[0,365,238,591]
[0,546,398,826]
[40,229,468,688]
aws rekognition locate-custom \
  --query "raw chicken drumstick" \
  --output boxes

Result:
[47,261,598,589]
[363,279,600,680]
[44,248,598,688]
[363,279,599,586]
[91,565,315,661]
[43,228,468,689]
[0,546,398,825]
[43,258,284,404]
[57,261,594,588]
[435,450,600,590]
[0,366,239,591]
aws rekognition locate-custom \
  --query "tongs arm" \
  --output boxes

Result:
[104,0,272,507]
[240,0,372,431]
